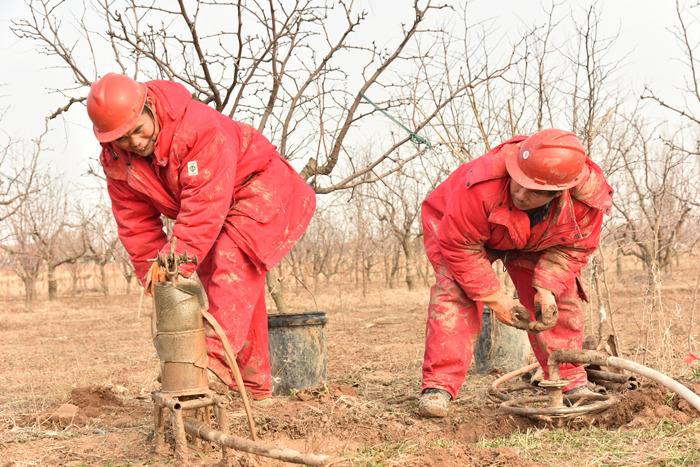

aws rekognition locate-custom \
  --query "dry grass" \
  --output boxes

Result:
[0,265,699,465]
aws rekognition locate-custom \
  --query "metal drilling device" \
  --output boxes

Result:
[148,238,329,465]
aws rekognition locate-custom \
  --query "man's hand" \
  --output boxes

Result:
[531,287,558,332]
[481,291,530,330]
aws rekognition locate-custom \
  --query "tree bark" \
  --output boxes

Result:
[389,247,400,288]
[47,264,58,300]
[402,238,417,291]
[266,265,288,313]
[22,277,36,308]
[99,262,109,296]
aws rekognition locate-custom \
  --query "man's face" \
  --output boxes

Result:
[112,110,158,157]
[509,178,561,211]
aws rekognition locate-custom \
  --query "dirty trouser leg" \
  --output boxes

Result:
[235,287,272,399]
[198,233,272,399]
[421,262,483,399]
[506,256,587,391]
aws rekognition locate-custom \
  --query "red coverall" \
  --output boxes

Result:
[421,136,612,397]
[100,81,316,399]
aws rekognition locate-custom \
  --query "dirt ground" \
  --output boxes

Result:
[1,270,700,466]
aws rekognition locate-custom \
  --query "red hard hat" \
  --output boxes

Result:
[87,73,147,143]
[505,129,587,190]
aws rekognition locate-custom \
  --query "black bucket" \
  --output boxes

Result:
[474,306,530,374]
[267,311,328,396]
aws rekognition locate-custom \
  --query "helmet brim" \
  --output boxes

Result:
[504,148,585,191]
[93,120,136,143]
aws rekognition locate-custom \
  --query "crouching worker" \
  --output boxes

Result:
[418,129,613,417]
[86,73,316,400]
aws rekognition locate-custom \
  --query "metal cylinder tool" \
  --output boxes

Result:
[149,238,330,465]
[153,271,209,396]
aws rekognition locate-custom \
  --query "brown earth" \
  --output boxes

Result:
[1,271,699,465]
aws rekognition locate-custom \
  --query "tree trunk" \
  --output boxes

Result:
[22,277,36,308]
[47,264,58,301]
[99,262,109,296]
[383,251,390,287]
[354,248,360,288]
[389,247,400,288]
[267,265,289,313]
[402,238,417,291]
[361,253,369,297]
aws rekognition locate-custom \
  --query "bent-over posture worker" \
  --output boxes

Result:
[418,129,613,417]
[86,73,316,400]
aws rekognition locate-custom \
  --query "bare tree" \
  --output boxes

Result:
[0,115,41,225]
[292,206,347,293]
[114,241,135,294]
[368,168,425,291]
[14,0,518,310]
[608,118,697,276]
[82,202,121,296]
[349,185,384,296]
[641,0,700,157]
[2,203,43,306]
[23,176,85,300]
[13,0,500,192]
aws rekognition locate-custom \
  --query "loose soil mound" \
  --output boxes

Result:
[595,382,698,429]
[69,385,123,410]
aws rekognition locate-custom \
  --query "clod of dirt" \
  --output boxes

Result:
[594,383,698,429]
[49,403,79,424]
[675,381,700,415]
[70,385,123,409]
[452,408,536,442]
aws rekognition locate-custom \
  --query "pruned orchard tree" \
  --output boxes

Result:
[12,0,517,190]
[0,117,48,305]
[0,114,41,227]
[347,179,386,297]
[81,201,121,296]
[13,0,520,308]
[607,116,698,277]
[2,203,43,306]
[366,154,442,291]
[114,241,136,294]
[23,175,85,300]
[641,0,700,158]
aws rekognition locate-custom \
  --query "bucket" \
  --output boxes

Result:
[268,311,328,396]
[474,306,531,374]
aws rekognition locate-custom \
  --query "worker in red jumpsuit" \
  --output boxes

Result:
[418,129,613,417]
[86,73,316,400]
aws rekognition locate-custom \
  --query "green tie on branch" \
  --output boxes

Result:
[359,92,432,149]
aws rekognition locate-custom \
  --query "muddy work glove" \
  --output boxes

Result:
[143,262,166,296]
[531,287,558,332]
[480,291,530,330]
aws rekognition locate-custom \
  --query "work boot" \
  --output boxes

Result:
[417,388,451,418]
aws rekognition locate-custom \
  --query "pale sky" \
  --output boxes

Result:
[0,0,693,188]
